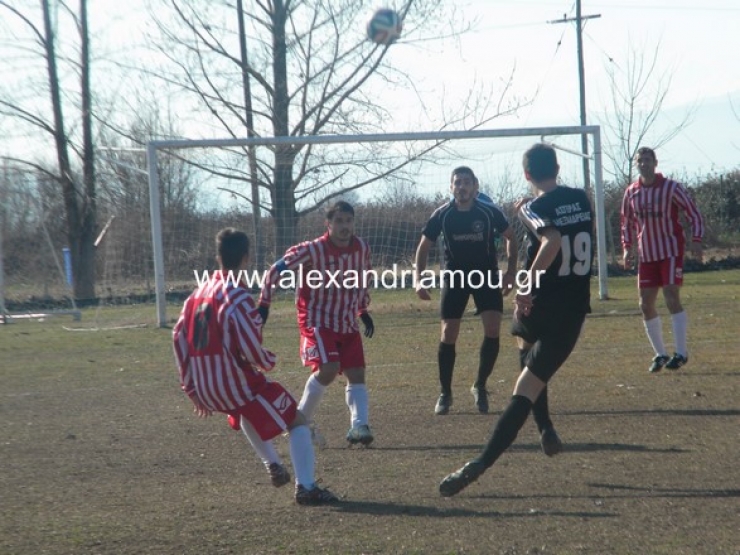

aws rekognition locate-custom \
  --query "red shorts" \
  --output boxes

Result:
[226,380,297,441]
[299,327,365,373]
[638,256,683,288]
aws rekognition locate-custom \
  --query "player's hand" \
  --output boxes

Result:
[360,313,375,338]
[501,272,516,297]
[514,197,533,213]
[416,285,431,301]
[513,293,532,321]
[257,305,269,325]
[192,398,212,419]
[690,242,703,263]
[622,250,633,271]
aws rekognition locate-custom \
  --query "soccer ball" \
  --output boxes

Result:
[366,8,402,45]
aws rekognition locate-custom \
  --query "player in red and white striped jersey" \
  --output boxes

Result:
[173,228,338,505]
[620,147,704,373]
[259,201,375,448]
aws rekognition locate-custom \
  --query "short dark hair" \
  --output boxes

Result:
[450,166,477,183]
[636,146,657,161]
[216,228,250,270]
[523,143,559,181]
[326,200,354,221]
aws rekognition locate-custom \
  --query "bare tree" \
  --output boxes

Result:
[602,40,696,185]
[0,0,97,299]
[144,0,523,255]
[599,40,696,261]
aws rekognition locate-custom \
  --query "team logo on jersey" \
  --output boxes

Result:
[302,344,319,361]
[273,392,292,413]
[471,220,484,233]
[675,267,683,279]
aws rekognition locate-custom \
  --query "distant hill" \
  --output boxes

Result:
[656,91,740,176]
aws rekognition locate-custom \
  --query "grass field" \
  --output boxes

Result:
[2,271,739,555]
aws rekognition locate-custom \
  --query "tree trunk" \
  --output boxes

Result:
[76,0,96,300]
[273,152,298,256]
[40,0,97,300]
[270,0,299,254]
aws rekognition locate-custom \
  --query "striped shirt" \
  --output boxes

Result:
[173,271,277,412]
[259,233,372,334]
[621,173,704,263]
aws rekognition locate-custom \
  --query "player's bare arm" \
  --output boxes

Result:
[690,241,703,262]
[501,227,518,296]
[622,247,633,270]
[531,227,562,272]
[414,236,434,300]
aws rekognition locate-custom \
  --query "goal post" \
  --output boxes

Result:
[147,125,608,328]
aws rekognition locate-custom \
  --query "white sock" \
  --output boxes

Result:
[671,311,688,357]
[240,417,280,466]
[643,317,667,356]
[298,374,327,423]
[288,424,315,489]
[345,383,369,428]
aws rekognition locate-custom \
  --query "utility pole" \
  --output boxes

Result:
[549,1,601,194]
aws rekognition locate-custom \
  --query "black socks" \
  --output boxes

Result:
[477,395,533,468]
[475,336,500,389]
[438,342,456,394]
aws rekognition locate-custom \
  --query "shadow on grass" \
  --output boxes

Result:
[561,408,740,417]
[331,499,618,519]
[587,483,740,499]
[370,442,689,453]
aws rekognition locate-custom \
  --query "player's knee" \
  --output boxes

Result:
[291,410,308,428]
[315,363,340,385]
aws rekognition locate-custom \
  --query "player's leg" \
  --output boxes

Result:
[237,417,289,487]
[510,308,558,453]
[639,263,669,372]
[437,284,468,414]
[238,382,299,489]
[476,319,580,467]
[662,256,689,368]
[342,333,373,446]
[440,311,585,496]
[439,369,542,497]
[287,410,339,505]
[471,287,504,413]
[297,328,340,423]
[515,335,557,453]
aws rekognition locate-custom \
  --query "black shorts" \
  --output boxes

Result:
[440,272,504,320]
[511,305,586,383]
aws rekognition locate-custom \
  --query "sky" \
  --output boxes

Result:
[381,0,740,180]
[5,0,738,194]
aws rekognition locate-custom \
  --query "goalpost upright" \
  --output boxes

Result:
[147,125,608,328]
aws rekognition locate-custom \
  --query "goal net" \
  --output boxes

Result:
[145,126,608,328]
[0,172,81,324]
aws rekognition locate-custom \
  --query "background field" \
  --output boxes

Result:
[2,271,739,555]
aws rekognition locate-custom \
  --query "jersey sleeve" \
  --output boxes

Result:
[229,291,277,372]
[673,182,704,241]
[172,299,198,400]
[421,210,443,242]
[358,241,372,315]
[259,242,312,307]
[519,198,553,235]
[490,204,511,234]
[620,187,635,249]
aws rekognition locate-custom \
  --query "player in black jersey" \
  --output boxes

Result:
[439,143,594,497]
[414,166,518,416]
